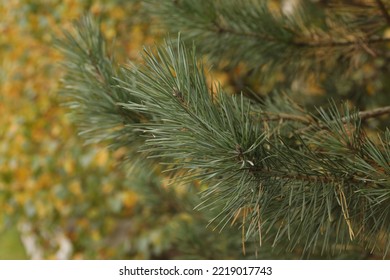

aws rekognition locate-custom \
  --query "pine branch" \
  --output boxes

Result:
[119,39,390,255]
[59,16,390,258]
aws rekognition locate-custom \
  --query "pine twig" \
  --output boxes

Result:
[297,105,390,134]
[358,105,390,120]
[256,112,313,124]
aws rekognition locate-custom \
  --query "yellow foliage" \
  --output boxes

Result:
[36,173,52,189]
[179,212,193,223]
[35,200,49,218]
[63,156,76,174]
[384,28,390,39]
[101,22,117,40]
[102,183,114,194]
[91,229,101,241]
[121,190,138,210]
[14,193,28,205]
[69,180,82,196]
[15,168,31,183]
[93,150,110,167]
[109,6,126,20]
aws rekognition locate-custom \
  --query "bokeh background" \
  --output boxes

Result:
[0,0,169,259]
[0,0,245,260]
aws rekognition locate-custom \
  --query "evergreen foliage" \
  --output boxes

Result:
[57,0,390,259]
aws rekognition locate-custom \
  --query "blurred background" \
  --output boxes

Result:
[0,0,245,260]
[0,0,148,259]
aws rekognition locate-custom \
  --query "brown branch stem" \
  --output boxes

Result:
[358,105,390,120]
[297,105,390,134]
[256,112,313,124]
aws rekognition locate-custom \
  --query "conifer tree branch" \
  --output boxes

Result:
[58,15,390,258]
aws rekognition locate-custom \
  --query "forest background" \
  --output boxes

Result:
[0,0,164,259]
